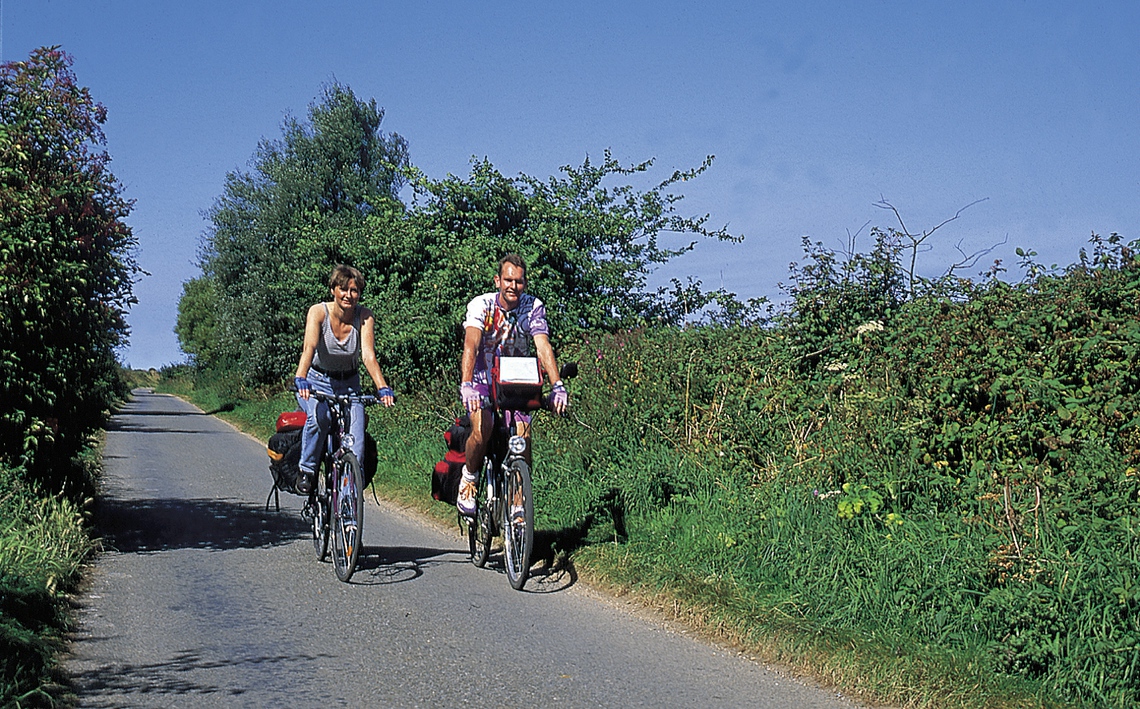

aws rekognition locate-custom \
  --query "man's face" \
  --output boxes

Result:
[494,262,526,309]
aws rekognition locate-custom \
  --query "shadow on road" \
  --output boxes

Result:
[62,648,333,706]
[350,544,472,586]
[105,415,231,434]
[94,496,308,553]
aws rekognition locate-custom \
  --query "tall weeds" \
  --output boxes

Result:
[0,461,98,706]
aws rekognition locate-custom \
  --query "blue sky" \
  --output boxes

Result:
[5,1,1139,369]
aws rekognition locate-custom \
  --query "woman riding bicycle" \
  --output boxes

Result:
[458,254,569,517]
[294,264,394,494]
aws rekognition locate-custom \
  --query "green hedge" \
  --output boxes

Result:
[508,237,1140,706]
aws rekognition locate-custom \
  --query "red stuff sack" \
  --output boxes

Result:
[276,410,307,432]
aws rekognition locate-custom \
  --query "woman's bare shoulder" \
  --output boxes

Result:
[307,302,329,321]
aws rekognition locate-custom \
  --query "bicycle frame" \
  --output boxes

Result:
[483,411,527,518]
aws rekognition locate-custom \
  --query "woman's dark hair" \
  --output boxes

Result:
[329,264,365,293]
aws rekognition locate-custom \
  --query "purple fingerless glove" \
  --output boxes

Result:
[460,382,480,412]
[552,381,568,409]
[294,376,311,395]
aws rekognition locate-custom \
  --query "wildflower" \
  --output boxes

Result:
[824,361,849,372]
[855,320,884,335]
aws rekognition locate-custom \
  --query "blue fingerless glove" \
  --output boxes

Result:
[294,376,310,394]
[377,386,394,400]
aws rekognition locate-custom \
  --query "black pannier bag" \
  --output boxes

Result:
[363,431,377,488]
[266,410,378,510]
[267,428,304,496]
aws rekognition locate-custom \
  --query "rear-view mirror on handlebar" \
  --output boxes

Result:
[559,362,578,380]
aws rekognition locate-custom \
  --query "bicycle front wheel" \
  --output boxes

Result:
[331,451,364,582]
[470,461,494,568]
[502,459,534,591]
[311,459,331,561]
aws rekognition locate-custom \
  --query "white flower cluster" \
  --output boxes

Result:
[855,320,885,335]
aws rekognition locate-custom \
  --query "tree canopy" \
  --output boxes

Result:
[184,84,745,389]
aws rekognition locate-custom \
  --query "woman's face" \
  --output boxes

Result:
[331,279,361,310]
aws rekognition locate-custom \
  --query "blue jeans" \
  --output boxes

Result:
[296,370,365,474]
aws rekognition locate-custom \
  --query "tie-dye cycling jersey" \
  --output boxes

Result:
[463,292,550,386]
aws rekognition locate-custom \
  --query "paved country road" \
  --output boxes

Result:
[63,390,862,708]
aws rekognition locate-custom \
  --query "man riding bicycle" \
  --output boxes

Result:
[457,254,569,517]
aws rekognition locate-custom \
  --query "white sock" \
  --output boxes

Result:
[462,465,477,481]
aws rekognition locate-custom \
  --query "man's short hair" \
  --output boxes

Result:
[329,264,365,293]
[498,253,527,277]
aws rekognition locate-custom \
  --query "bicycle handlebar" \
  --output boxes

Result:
[290,386,381,407]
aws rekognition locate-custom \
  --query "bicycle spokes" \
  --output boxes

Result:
[502,460,534,591]
[331,452,364,582]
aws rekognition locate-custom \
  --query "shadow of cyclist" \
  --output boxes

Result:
[349,544,468,586]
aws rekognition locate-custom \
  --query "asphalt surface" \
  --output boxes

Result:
[62,389,863,708]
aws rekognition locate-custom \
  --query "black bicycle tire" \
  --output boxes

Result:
[331,451,364,582]
[311,458,331,561]
[503,459,534,591]
[471,460,494,568]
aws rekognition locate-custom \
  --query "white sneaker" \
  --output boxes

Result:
[457,477,477,517]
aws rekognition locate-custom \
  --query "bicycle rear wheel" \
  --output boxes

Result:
[470,461,494,568]
[331,451,364,582]
[502,459,534,591]
[311,459,331,561]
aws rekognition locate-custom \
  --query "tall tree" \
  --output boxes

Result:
[174,276,222,369]
[0,47,140,491]
[196,82,410,384]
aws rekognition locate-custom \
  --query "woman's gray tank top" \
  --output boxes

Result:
[313,303,361,373]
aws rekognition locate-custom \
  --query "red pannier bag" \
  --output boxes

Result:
[432,415,471,505]
[432,449,465,505]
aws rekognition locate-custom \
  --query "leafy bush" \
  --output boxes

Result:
[0,47,139,494]
[608,233,1140,706]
